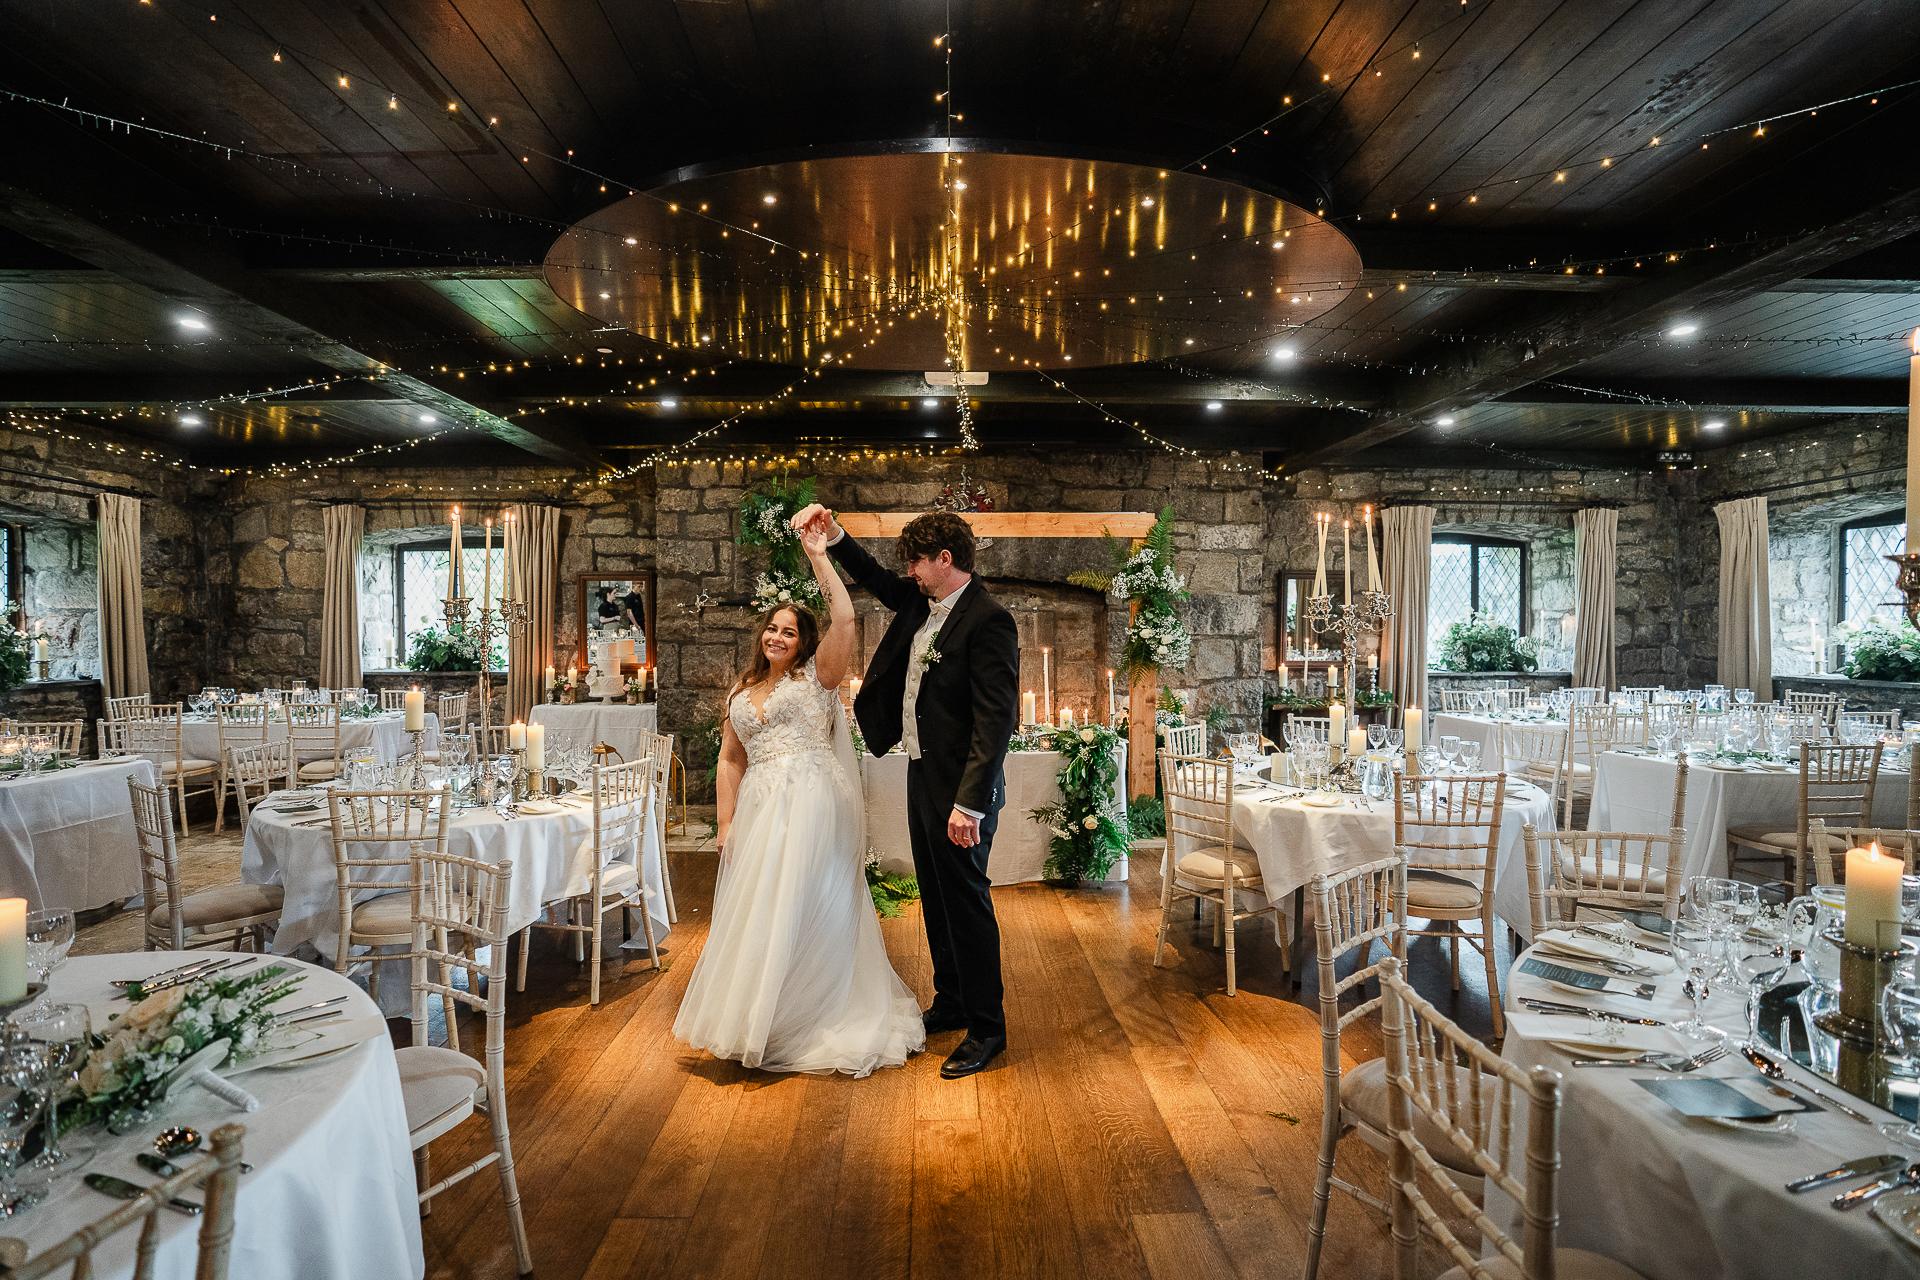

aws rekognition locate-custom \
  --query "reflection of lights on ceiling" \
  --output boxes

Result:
[1703,419,1726,431]
[763,194,777,204]
[418,413,437,424]
[1273,346,1296,360]
[624,237,637,245]
[596,347,613,354]
[922,398,938,407]
[599,291,611,299]
[1667,323,1698,337]
[179,414,203,427]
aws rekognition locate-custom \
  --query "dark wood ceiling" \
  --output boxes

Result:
[0,0,1917,474]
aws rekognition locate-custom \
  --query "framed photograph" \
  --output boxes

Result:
[576,572,656,671]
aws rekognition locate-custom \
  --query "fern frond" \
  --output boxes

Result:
[1066,569,1114,593]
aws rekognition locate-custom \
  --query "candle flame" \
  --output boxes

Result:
[1912,328,1919,354]
[1872,841,1885,858]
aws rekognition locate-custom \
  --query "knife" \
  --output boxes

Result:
[1785,1153,1906,1193]
[138,1152,250,1179]
[1833,1163,1920,1210]
[84,1173,202,1216]
[1517,998,1668,1026]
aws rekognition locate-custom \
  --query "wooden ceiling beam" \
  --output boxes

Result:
[1491,377,1907,416]
[1274,180,1920,470]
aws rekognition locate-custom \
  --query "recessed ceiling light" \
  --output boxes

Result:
[1142,197,1154,207]
[1184,338,1194,345]
[1206,402,1222,411]
[1703,419,1726,430]
[596,347,613,354]
[1436,416,1456,427]
[1273,346,1296,360]
[418,412,437,424]
[660,399,677,408]
[763,194,777,204]
[624,237,637,245]
[599,291,611,299]
[178,414,203,427]
[1667,323,1698,337]
[922,398,938,407]
[176,317,207,330]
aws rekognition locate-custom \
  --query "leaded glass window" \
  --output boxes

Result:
[1428,536,1527,664]
[394,541,506,667]
[1841,511,1906,626]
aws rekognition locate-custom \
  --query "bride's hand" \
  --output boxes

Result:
[716,823,731,864]
[799,519,831,557]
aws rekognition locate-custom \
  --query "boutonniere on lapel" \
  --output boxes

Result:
[919,633,942,667]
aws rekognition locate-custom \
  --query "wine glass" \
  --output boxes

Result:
[1385,728,1405,753]
[1367,724,1386,751]
[1731,932,1791,1044]
[1669,923,1725,1041]
[1439,735,1461,772]
[1734,688,1755,706]
[21,911,71,1013]
[1458,741,1483,772]
[0,1045,49,1213]
[1879,978,1920,1149]
[1417,745,1443,776]
[9,1004,95,1173]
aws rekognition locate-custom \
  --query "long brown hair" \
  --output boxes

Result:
[729,604,822,700]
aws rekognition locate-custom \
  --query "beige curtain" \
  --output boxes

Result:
[1381,506,1434,715]
[1572,508,1618,691]
[506,505,559,722]
[319,505,363,690]
[96,493,150,699]
[1716,496,1772,696]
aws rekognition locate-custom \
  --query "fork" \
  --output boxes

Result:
[1662,1044,1730,1073]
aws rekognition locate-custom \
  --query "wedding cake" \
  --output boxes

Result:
[588,633,636,699]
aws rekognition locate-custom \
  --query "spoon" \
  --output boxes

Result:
[1835,1163,1920,1210]
[154,1127,251,1173]
[1743,1044,1877,1124]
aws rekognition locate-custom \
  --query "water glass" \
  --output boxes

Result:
[9,1004,95,1174]
[1385,728,1405,752]
[1670,923,1724,1041]
[0,1046,48,1214]
[1731,934,1791,1044]
[1880,979,1920,1149]
[22,910,71,1006]
[1734,688,1755,706]
[1458,741,1483,771]
[1439,735,1461,772]
[1367,725,1386,751]
[1417,745,1443,775]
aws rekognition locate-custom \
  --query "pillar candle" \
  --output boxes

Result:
[0,899,23,1002]
[1042,647,1052,724]
[850,677,863,701]
[1278,664,1288,690]
[1845,844,1903,948]
[526,723,545,770]
[1313,513,1329,597]
[1405,707,1424,753]
[544,665,555,690]
[1022,691,1036,724]
[1908,328,1920,554]
[482,518,493,609]
[566,665,577,685]
[1348,727,1367,758]
[1059,707,1075,728]
[1329,702,1346,748]
[509,721,527,749]
[1342,519,1352,607]
[33,637,46,662]
[1328,665,1340,690]
[404,687,425,732]
[1365,504,1381,591]
[1368,654,1378,677]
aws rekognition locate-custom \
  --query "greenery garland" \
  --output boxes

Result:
[405,625,498,672]
[1433,613,1541,673]
[1069,506,1191,678]
[739,473,825,612]
[1028,722,1132,883]
[1841,616,1920,681]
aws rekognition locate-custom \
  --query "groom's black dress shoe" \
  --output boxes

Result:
[921,1008,970,1035]
[940,1034,1007,1079]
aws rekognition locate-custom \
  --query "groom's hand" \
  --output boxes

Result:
[947,808,981,848]
[790,502,843,543]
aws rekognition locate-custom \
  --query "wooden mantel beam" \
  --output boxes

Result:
[836,512,1159,540]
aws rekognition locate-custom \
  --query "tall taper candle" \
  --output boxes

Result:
[502,510,515,601]
[1313,513,1329,597]
[1042,647,1052,724]
[0,899,23,1002]
[482,517,493,609]
[1106,668,1115,722]
[1365,504,1380,591]
[450,506,463,599]
[1909,329,1920,553]
[1343,519,1352,607]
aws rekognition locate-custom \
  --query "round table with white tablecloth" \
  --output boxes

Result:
[0,758,157,910]
[1588,749,1910,889]
[7,951,421,1280]
[177,711,437,767]
[527,702,659,766]
[242,786,670,1014]
[1226,771,1557,951]
[1494,942,1920,1280]
[860,746,1128,884]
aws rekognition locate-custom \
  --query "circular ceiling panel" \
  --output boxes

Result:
[545,152,1360,370]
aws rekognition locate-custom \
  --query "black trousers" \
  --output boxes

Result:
[905,759,1006,1039]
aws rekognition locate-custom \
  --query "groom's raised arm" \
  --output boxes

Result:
[825,526,922,614]
[957,609,1020,815]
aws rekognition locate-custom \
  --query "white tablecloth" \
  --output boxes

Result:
[1432,713,1569,768]
[11,951,421,1280]
[1498,947,1920,1279]
[1231,775,1557,941]
[1589,751,1910,885]
[528,703,659,765]
[0,759,155,910]
[861,746,1128,884]
[243,787,670,1014]
[178,712,437,766]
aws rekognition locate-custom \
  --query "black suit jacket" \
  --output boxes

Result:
[829,533,1020,816]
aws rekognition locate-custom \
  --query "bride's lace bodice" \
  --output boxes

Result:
[729,659,839,766]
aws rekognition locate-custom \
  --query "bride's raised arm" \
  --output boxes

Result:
[802,517,855,690]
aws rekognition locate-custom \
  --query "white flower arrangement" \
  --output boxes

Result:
[1127,604,1192,670]
[1108,548,1185,601]
[753,570,824,612]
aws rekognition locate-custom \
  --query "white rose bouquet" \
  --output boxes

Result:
[69,964,303,1134]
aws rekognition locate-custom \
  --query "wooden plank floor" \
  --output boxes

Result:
[411,825,1508,1280]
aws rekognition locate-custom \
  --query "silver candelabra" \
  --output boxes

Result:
[1308,588,1394,742]
[444,591,530,766]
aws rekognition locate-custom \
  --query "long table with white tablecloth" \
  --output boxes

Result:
[528,701,659,765]
[861,746,1128,884]
[0,757,156,909]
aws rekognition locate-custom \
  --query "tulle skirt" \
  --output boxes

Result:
[673,748,925,1076]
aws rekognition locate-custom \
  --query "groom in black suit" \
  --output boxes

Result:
[794,503,1019,1079]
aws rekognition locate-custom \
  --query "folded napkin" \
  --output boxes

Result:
[1505,1012,1681,1054]
[1536,929,1676,974]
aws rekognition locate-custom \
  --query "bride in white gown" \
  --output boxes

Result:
[672,521,925,1076]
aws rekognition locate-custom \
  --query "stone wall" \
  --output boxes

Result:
[22,524,100,680]
[0,679,105,756]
